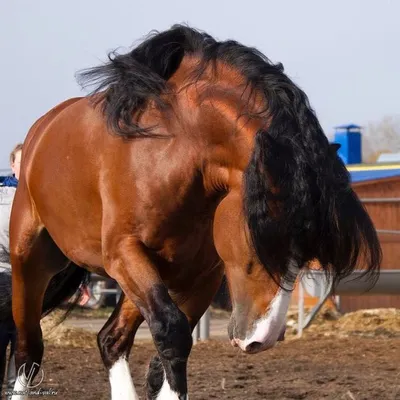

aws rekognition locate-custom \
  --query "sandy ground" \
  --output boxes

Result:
[11,307,394,399]
[34,336,400,400]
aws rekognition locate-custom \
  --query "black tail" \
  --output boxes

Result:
[243,67,382,288]
[0,263,90,323]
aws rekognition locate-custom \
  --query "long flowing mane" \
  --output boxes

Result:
[77,24,381,287]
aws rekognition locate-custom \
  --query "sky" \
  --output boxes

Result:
[0,0,399,168]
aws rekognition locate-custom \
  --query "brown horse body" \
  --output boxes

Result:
[6,26,381,400]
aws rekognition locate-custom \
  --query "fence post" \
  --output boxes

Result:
[199,308,210,341]
[192,308,210,344]
[192,322,200,344]
[297,279,304,338]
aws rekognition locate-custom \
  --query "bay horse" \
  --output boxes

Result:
[3,25,380,400]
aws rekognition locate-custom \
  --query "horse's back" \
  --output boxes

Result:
[23,97,83,154]
[22,96,100,194]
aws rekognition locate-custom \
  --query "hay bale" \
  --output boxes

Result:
[288,307,400,339]
[286,305,341,337]
[334,308,400,337]
[41,310,97,348]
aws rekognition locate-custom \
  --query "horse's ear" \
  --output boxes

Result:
[330,143,341,152]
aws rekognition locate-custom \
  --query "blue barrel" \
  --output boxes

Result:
[333,124,362,165]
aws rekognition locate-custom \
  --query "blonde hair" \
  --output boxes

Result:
[10,143,23,165]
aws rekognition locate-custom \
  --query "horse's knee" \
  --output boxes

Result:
[151,312,192,361]
[144,285,192,398]
[147,286,192,361]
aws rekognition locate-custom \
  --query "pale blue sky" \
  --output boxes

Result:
[1,0,399,167]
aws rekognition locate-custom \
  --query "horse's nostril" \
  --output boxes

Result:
[245,341,263,353]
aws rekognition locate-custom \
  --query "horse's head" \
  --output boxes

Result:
[213,191,299,354]
[212,129,378,353]
[211,113,381,353]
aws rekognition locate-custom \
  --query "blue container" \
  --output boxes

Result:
[333,124,362,165]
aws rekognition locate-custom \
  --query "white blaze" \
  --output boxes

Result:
[236,263,300,352]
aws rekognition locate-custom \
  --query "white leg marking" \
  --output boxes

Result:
[237,263,300,351]
[156,372,188,400]
[109,357,139,400]
[11,372,28,400]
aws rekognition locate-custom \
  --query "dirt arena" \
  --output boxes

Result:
[9,309,400,400]
[40,335,399,400]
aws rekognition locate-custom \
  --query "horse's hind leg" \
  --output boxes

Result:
[97,292,144,400]
[9,190,68,399]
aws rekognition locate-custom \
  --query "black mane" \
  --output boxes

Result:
[77,25,381,287]
[76,24,285,137]
[76,25,215,136]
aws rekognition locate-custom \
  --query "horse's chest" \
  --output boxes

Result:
[154,226,219,285]
[165,223,212,261]
[139,212,214,265]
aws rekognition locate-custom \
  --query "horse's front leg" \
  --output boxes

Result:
[104,236,192,400]
[146,263,224,400]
